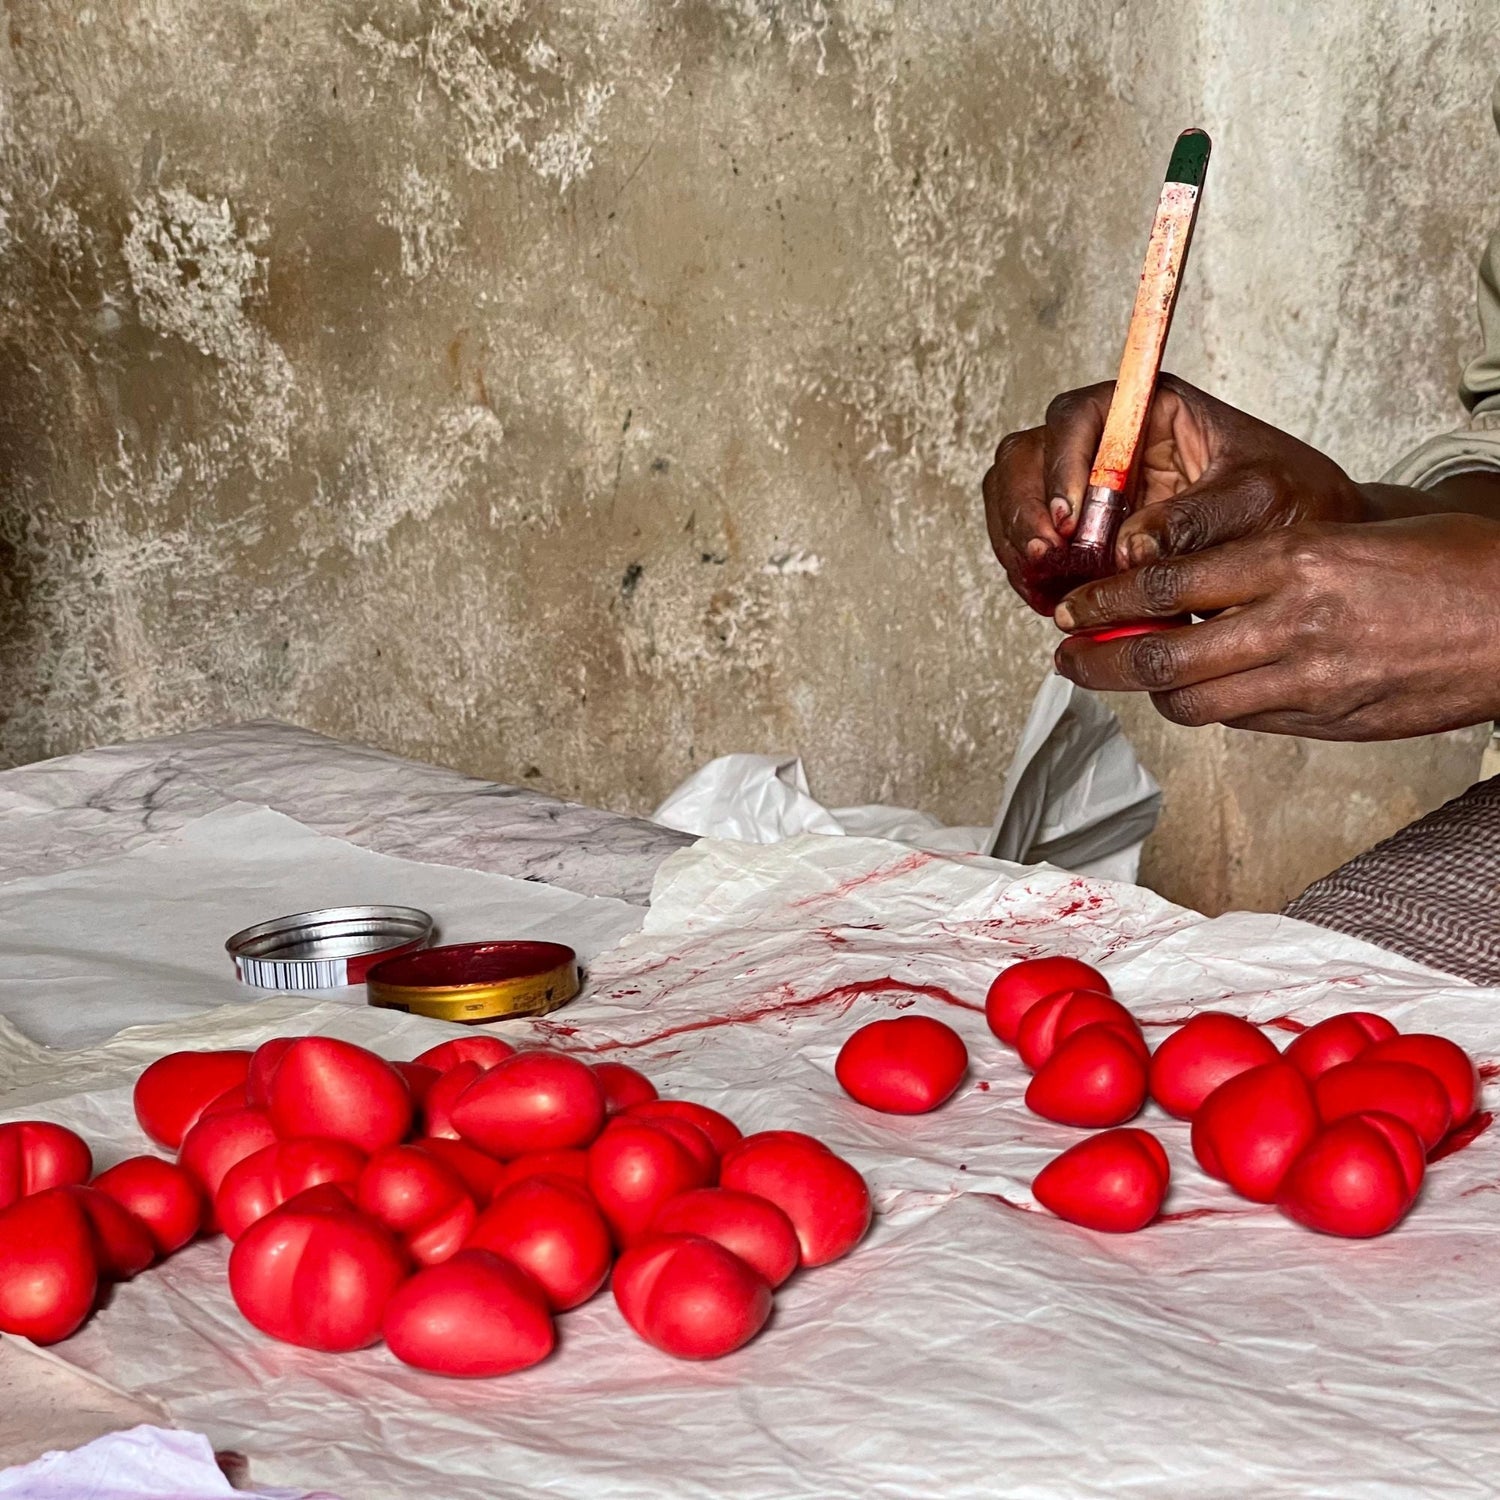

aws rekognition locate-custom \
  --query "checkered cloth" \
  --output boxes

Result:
[1283,773,1500,985]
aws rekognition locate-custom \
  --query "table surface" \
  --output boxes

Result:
[0,721,688,1478]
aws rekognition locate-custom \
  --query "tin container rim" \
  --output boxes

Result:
[225,904,435,962]
[365,939,576,994]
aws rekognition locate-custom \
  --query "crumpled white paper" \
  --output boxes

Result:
[0,1425,335,1500]
[4,828,1497,1498]
[652,676,1160,881]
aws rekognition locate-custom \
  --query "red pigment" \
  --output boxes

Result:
[1428,1111,1493,1163]
[1477,1061,1500,1082]
[573,978,984,1056]
[1156,1205,1258,1224]
[1021,547,1109,615]
[790,851,936,909]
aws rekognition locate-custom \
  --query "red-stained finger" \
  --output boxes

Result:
[983,427,1060,565]
[1041,383,1113,537]
[1113,465,1281,567]
[1054,534,1278,629]
[1054,613,1273,696]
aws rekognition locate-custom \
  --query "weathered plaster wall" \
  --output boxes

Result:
[0,1,1493,912]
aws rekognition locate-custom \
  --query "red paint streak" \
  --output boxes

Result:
[1460,1182,1500,1199]
[821,930,852,946]
[1428,1111,1493,1163]
[789,851,935,909]
[975,1080,991,1092]
[977,1191,1046,1216]
[572,977,984,1055]
[1477,1061,1500,1082]
[1260,1015,1309,1035]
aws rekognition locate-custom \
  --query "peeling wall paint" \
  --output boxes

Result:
[0,0,1493,912]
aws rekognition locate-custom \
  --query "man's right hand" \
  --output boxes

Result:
[982,373,1370,613]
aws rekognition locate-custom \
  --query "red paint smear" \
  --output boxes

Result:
[789,851,935,909]
[977,1191,1046,1216]
[975,1080,991,1092]
[572,977,984,1055]
[1477,1061,1500,1082]
[1156,1205,1257,1223]
[1428,1111,1493,1163]
[1260,1015,1309,1035]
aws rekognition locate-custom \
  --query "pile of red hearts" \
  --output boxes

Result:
[0,1035,870,1374]
[832,955,1482,1240]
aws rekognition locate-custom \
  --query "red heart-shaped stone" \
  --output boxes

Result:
[384,1248,554,1377]
[1364,1034,1478,1129]
[179,1108,278,1225]
[1276,1112,1425,1238]
[625,1099,743,1157]
[1032,1128,1169,1233]
[451,1051,605,1159]
[229,1186,408,1351]
[67,1186,155,1280]
[1149,1014,1279,1119]
[1284,1012,1396,1081]
[0,1187,99,1344]
[267,1039,413,1155]
[718,1131,870,1267]
[356,1146,476,1266]
[467,1176,613,1311]
[412,1036,517,1074]
[215,1137,368,1241]
[134,1051,253,1150]
[91,1156,204,1256]
[587,1119,710,1247]
[1191,1061,1318,1202]
[0,1122,93,1211]
[593,1062,659,1115]
[413,1138,507,1205]
[1026,1024,1147,1128]
[834,1016,969,1114]
[649,1187,800,1287]
[613,1233,772,1359]
[985,957,1110,1046]
[1313,1060,1451,1150]
[1017,991,1143,1071]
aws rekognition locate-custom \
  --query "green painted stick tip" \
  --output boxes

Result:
[1166,127,1211,187]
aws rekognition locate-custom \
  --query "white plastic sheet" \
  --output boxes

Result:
[4,831,1499,1498]
[652,676,1160,881]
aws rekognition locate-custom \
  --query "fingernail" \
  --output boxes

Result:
[1127,534,1159,566]
[1055,601,1076,630]
[1049,497,1072,529]
[1025,537,1048,560]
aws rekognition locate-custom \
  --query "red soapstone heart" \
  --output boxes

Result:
[393,1063,440,1109]
[0,1187,99,1345]
[229,1186,408,1351]
[421,1061,484,1141]
[1025,1024,1148,1128]
[493,1149,592,1195]
[412,1036,517,1074]
[612,1233,773,1360]
[834,1016,969,1114]
[588,1119,710,1247]
[199,1085,251,1121]
[414,1138,508,1205]
[355,1146,477,1266]
[594,1062,659,1115]
[133,1051,253,1150]
[1032,1128,1169,1232]
[985,957,1110,1046]
[625,1100,743,1157]
[245,1037,298,1109]
[215,1137,369,1241]
[178,1108,278,1226]
[1284,1013,1398,1082]
[718,1131,870,1267]
[1276,1111,1425,1238]
[1017,991,1142,1071]
[91,1156,204,1256]
[1364,1034,1479,1128]
[467,1176,613,1310]
[452,1052,606,1159]
[0,1122,93,1211]
[1191,1061,1318,1202]
[266,1038,413,1154]
[649,1187,800,1287]
[67,1186,154,1279]
[1313,1059,1452,1150]
[1148,1014,1279,1119]
[640,1117,719,1182]
[383,1248,554,1378]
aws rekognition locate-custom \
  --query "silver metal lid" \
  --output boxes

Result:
[225,904,434,991]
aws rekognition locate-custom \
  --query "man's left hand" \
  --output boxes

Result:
[1052,515,1500,740]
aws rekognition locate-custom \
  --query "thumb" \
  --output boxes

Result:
[1114,465,1282,567]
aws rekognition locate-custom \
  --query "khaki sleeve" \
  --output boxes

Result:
[1382,79,1500,487]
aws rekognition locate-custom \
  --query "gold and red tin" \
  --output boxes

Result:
[365,940,580,1024]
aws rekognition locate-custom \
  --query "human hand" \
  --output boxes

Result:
[982,374,1368,612]
[1051,515,1500,740]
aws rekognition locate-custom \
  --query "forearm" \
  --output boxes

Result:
[1359,471,1500,524]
